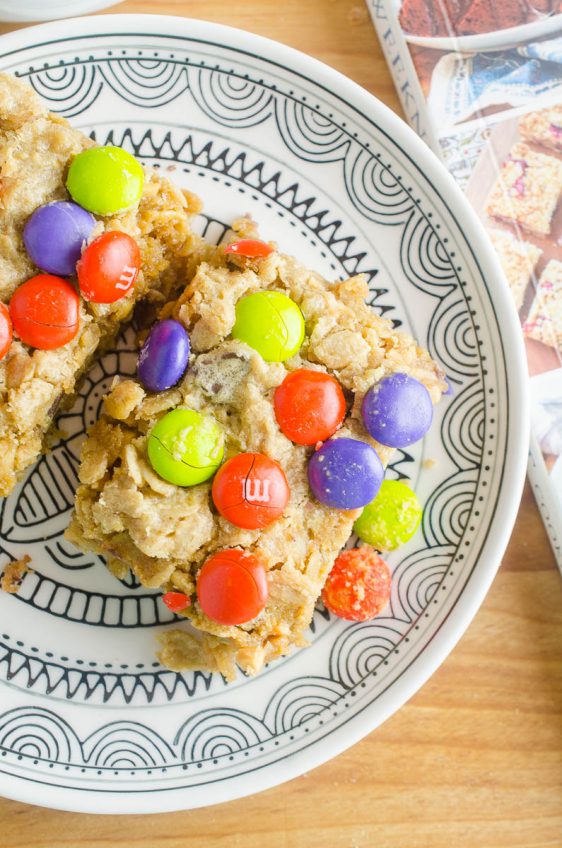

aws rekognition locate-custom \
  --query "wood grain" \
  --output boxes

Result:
[1,2,561,845]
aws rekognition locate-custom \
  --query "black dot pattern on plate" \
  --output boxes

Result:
[0,39,505,785]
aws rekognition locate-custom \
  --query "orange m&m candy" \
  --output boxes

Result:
[224,239,273,259]
[274,369,346,446]
[212,452,290,530]
[10,274,80,350]
[322,547,391,622]
[197,549,268,625]
[162,592,191,613]
[0,303,13,360]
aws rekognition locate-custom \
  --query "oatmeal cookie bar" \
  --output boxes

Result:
[488,228,541,310]
[67,244,446,679]
[0,73,203,495]
[485,143,562,237]
[523,259,562,351]
[519,106,562,154]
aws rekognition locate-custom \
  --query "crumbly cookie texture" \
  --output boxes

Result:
[1,555,31,594]
[523,259,562,352]
[67,246,446,680]
[488,228,542,310]
[0,72,204,496]
[519,106,562,153]
[485,142,562,237]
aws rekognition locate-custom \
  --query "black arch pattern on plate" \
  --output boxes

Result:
[0,36,506,785]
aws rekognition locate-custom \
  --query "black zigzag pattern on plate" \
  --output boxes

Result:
[0,643,215,704]
[96,125,385,299]
[0,44,497,771]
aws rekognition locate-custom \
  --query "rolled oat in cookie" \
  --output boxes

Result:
[67,239,446,680]
[0,72,205,496]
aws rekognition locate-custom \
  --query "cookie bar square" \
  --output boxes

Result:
[488,228,542,310]
[0,73,203,495]
[66,244,446,679]
[523,259,562,351]
[485,143,562,236]
[519,106,562,153]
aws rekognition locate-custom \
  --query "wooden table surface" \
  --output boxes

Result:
[1,1,561,845]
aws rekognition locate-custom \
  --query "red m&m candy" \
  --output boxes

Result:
[10,275,80,350]
[197,549,268,625]
[274,369,346,445]
[212,452,290,529]
[0,303,13,360]
[77,231,140,304]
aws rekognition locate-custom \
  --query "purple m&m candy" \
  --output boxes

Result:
[362,373,433,448]
[23,201,95,277]
[308,437,383,510]
[138,319,190,393]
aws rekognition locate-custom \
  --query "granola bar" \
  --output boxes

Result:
[523,259,562,351]
[485,143,562,237]
[488,228,541,310]
[0,73,204,496]
[519,106,562,154]
[66,241,446,680]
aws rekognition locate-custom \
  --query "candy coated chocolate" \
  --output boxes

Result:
[232,291,304,361]
[212,452,290,529]
[321,547,391,621]
[197,549,268,625]
[354,479,422,550]
[361,373,433,447]
[162,592,191,612]
[23,202,95,277]
[274,369,346,445]
[147,408,224,487]
[308,437,383,509]
[224,239,273,258]
[9,274,80,350]
[0,303,12,361]
[138,320,190,393]
[66,146,144,215]
[77,231,140,304]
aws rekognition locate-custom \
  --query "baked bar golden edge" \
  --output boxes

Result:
[66,235,447,680]
[0,72,205,496]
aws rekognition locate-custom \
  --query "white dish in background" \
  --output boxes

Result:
[0,0,117,23]
[402,10,562,52]
[0,14,528,814]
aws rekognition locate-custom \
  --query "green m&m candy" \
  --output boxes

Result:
[232,291,305,362]
[353,479,422,550]
[147,408,224,487]
[66,146,144,216]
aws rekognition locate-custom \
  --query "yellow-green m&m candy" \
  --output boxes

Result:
[66,146,144,216]
[353,479,422,550]
[148,408,224,487]
[232,291,305,362]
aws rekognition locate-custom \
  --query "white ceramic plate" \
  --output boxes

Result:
[401,8,562,52]
[0,0,117,23]
[0,14,528,814]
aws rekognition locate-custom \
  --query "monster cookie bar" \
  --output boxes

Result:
[485,143,562,237]
[519,106,562,153]
[67,238,446,679]
[488,228,542,310]
[0,72,202,496]
[523,259,562,351]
